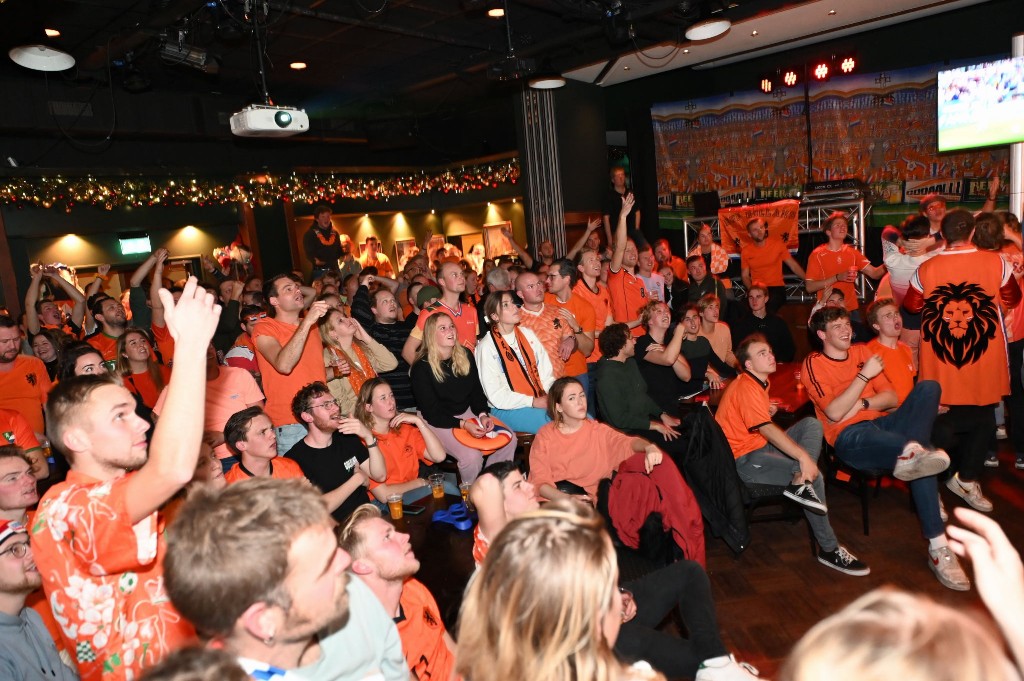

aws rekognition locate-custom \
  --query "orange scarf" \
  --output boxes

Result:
[341,342,376,397]
[490,327,545,397]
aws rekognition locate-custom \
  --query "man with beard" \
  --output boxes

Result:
[0,519,78,680]
[339,505,457,681]
[903,209,1021,514]
[287,382,385,524]
[165,479,407,681]
[0,316,52,439]
[84,295,128,370]
[740,218,805,315]
[401,262,480,365]
[30,278,219,679]
[304,205,345,280]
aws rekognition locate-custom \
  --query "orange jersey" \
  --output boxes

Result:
[715,371,772,458]
[151,323,174,366]
[805,244,870,310]
[573,279,613,361]
[123,365,171,409]
[472,524,490,567]
[252,317,328,426]
[224,456,306,484]
[31,471,197,680]
[518,303,572,378]
[410,300,480,351]
[866,339,916,405]
[545,292,596,377]
[607,268,648,336]
[0,406,41,451]
[85,332,120,368]
[740,239,790,287]
[911,248,1013,405]
[801,344,895,446]
[367,423,431,494]
[0,355,51,434]
[397,578,456,681]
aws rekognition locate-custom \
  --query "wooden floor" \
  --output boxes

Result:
[409,441,1024,680]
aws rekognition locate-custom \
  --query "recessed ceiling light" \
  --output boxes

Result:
[828,9,836,15]
[44,28,61,38]
[623,65,630,71]
[487,7,505,17]
[289,62,307,70]
[683,48,690,54]
[751,30,758,36]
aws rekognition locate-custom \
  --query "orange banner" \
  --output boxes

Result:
[718,199,801,256]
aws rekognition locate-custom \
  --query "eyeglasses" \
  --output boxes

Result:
[0,541,29,559]
[245,313,268,323]
[306,399,341,412]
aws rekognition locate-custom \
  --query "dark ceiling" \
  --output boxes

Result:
[0,0,804,127]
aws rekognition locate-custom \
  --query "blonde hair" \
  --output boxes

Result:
[780,587,1015,681]
[317,308,367,373]
[414,312,471,383]
[456,500,644,681]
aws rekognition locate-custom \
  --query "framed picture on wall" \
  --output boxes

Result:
[483,221,514,260]
[427,234,447,261]
[394,239,419,271]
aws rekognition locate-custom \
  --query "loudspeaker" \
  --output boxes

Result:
[692,191,721,217]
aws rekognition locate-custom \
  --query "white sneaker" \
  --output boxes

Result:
[893,442,949,481]
[929,545,971,591]
[695,655,761,681]
[946,474,994,512]
[996,425,1008,440]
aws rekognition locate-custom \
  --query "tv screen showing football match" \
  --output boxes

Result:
[937,55,1024,152]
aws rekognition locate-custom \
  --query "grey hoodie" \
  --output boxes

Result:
[0,607,79,680]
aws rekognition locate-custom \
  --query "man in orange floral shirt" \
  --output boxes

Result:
[30,277,221,680]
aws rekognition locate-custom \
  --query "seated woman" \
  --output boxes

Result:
[595,324,686,458]
[635,301,692,413]
[116,327,170,411]
[530,377,703,562]
[30,328,63,381]
[355,377,457,504]
[695,294,738,369]
[475,290,555,434]
[457,500,666,681]
[318,308,398,415]
[410,312,516,483]
[679,304,735,395]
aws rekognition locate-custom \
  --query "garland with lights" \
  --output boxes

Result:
[0,159,520,211]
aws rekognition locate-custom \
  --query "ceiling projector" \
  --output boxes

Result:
[230,104,309,138]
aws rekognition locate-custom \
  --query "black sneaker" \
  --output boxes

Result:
[817,546,871,576]
[783,483,828,515]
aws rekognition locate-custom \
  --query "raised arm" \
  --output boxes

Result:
[149,250,169,328]
[981,175,1000,214]
[609,194,636,273]
[45,268,87,329]
[124,277,221,523]
[567,218,601,260]
[24,266,44,335]
[501,226,534,269]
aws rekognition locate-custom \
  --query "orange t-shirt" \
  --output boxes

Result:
[545,292,596,377]
[472,524,490,567]
[0,406,41,452]
[911,248,1012,406]
[30,471,197,680]
[866,339,916,405]
[715,372,772,458]
[397,578,456,681]
[573,279,613,362]
[224,456,306,484]
[151,323,174,366]
[409,300,479,351]
[518,304,572,378]
[85,332,120,368]
[368,424,431,495]
[801,344,894,445]
[0,355,51,434]
[529,419,636,497]
[805,244,870,310]
[741,239,790,287]
[123,365,171,409]
[252,317,328,426]
[607,268,648,337]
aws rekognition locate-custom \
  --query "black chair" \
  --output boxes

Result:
[820,440,888,536]
[741,482,817,557]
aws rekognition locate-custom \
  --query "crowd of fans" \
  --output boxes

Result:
[0,182,1023,681]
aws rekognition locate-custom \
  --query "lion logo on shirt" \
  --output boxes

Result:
[921,281,998,368]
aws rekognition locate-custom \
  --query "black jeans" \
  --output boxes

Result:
[614,560,728,678]
[934,404,996,483]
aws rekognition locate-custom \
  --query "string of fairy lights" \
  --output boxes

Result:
[0,159,520,212]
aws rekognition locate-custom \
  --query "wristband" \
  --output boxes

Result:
[365,439,379,448]
[856,373,869,382]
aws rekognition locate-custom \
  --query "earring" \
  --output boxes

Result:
[263,632,275,646]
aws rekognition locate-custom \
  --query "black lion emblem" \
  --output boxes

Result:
[921,281,999,368]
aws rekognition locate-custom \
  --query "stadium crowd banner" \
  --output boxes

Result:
[718,199,801,256]
[652,61,1009,207]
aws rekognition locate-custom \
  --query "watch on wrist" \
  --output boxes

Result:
[861,398,870,410]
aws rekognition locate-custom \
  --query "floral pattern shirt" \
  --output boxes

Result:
[30,471,195,680]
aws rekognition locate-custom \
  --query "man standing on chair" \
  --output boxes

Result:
[802,306,967,591]
[716,334,868,576]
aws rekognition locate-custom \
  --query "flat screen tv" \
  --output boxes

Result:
[937,55,1024,152]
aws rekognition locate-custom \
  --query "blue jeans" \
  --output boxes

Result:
[586,362,599,418]
[833,380,944,538]
[491,407,550,434]
[735,417,837,552]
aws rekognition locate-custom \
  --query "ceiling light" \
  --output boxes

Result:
[44,29,61,38]
[623,65,630,71]
[828,9,836,15]
[683,48,690,54]
[528,59,566,89]
[9,45,75,71]
[290,62,307,70]
[487,6,504,17]
[685,18,731,41]
[751,30,758,36]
